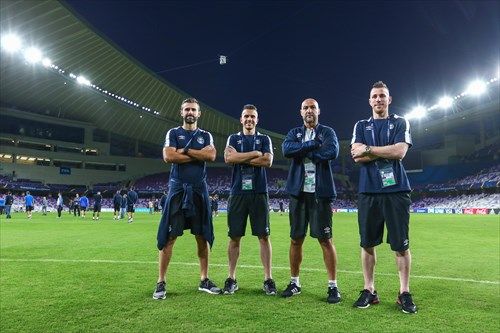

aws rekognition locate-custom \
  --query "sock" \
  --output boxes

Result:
[291,276,300,286]
[328,280,337,288]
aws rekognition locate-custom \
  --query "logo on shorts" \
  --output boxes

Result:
[178,135,185,140]
[168,225,172,232]
[197,136,204,144]
[265,227,270,234]
[403,239,409,247]
[324,227,331,234]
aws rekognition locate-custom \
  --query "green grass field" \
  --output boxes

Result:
[1,212,499,332]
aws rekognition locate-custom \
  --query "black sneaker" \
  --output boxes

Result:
[222,277,238,295]
[327,286,341,304]
[281,282,301,298]
[198,278,222,294]
[152,281,166,300]
[263,279,277,296]
[353,289,380,308]
[397,292,417,314]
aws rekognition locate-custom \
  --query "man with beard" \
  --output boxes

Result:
[153,98,221,299]
[281,98,341,304]
[222,104,276,296]
[350,81,416,314]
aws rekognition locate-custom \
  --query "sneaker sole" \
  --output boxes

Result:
[198,287,221,295]
[264,290,277,296]
[282,291,301,298]
[152,294,166,300]
[223,286,239,295]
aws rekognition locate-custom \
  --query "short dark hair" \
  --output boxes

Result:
[372,81,389,92]
[242,104,257,111]
[181,98,199,106]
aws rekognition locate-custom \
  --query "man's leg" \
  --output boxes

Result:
[158,237,176,283]
[259,236,272,280]
[396,249,411,293]
[227,237,241,279]
[195,235,209,280]
[290,238,304,277]
[361,247,376,292]
[318,238,337,281]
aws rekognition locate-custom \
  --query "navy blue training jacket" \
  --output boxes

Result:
[282,123,339,199]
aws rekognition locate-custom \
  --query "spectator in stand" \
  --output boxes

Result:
[56,192,64,218]
[79,193,89,218]
[41,196,48,215]
[5,191,14,219]
[154,198,159,213]
[73,194,81,217]
[25,191,34,219]
[113,190,122,220]
[127,188,138,223]
[92,191,102,221]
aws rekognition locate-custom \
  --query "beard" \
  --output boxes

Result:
[303,114,316,124]
[183,115,197,124]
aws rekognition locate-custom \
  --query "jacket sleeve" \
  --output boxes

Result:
[310,127,339,162]
[282,129,320,158]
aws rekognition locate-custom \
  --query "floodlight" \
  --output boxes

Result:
[76,75,91,86]
[24,47,42,63]
[42,58,52,67]
[1,34,22,52]
[466,80,487,96]
[407,106,427,120]
[438,96,453,109]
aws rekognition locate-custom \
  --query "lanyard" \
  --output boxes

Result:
[240,133,256,152]
[370,119,390,146]
[302,127,315,142]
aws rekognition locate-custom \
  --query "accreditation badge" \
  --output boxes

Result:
[303,160,316,192]
[377,160,397,188]
[241,167,254,191]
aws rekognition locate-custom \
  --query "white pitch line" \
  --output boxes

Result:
[1,258,498,285]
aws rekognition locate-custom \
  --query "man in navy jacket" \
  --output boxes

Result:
[281,98,341,304]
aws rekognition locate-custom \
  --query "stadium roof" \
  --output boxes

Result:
[0,0,285,154]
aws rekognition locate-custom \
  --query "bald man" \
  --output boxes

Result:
[281,98,341,304]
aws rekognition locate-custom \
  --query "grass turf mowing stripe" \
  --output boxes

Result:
[1,257,498,285]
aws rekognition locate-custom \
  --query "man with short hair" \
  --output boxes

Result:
[350,81,417,314]
[79,193,89,218]
[153,98,221,299]
[120,193,127,219]
[25,191,34,219]
[56,192,63,218]
[92,191,102,221]
[41,196,48,215]
[73,194,81,217]
[281,98,341,304]
[222,104,276,295]
[5,191,14,219]
[127,187,138,223]
[113,190,122,220]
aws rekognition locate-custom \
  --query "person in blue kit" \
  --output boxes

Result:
[79,193,89,218]
[153,97,221,300]
[112,190,122,220]
[350,81,417,314]
[281,98,341,304]
[25,191,35,219]
[222,104,276,296]
[92,191,102,221]
[5,191,14,219]
[127,187,138,223]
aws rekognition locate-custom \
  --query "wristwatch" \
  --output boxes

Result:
[364,145,371,154]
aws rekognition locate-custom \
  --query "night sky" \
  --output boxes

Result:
[64,0,499,139]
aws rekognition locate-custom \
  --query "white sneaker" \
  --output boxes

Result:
[128,218,133,223]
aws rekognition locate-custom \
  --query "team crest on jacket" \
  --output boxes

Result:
[197,136,204,144]
[389,123,394,130]
[296,133,302,139]
[178,135,185,140]
[255,139,261,144]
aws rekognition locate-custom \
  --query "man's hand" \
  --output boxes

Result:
[351,144,369,158]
